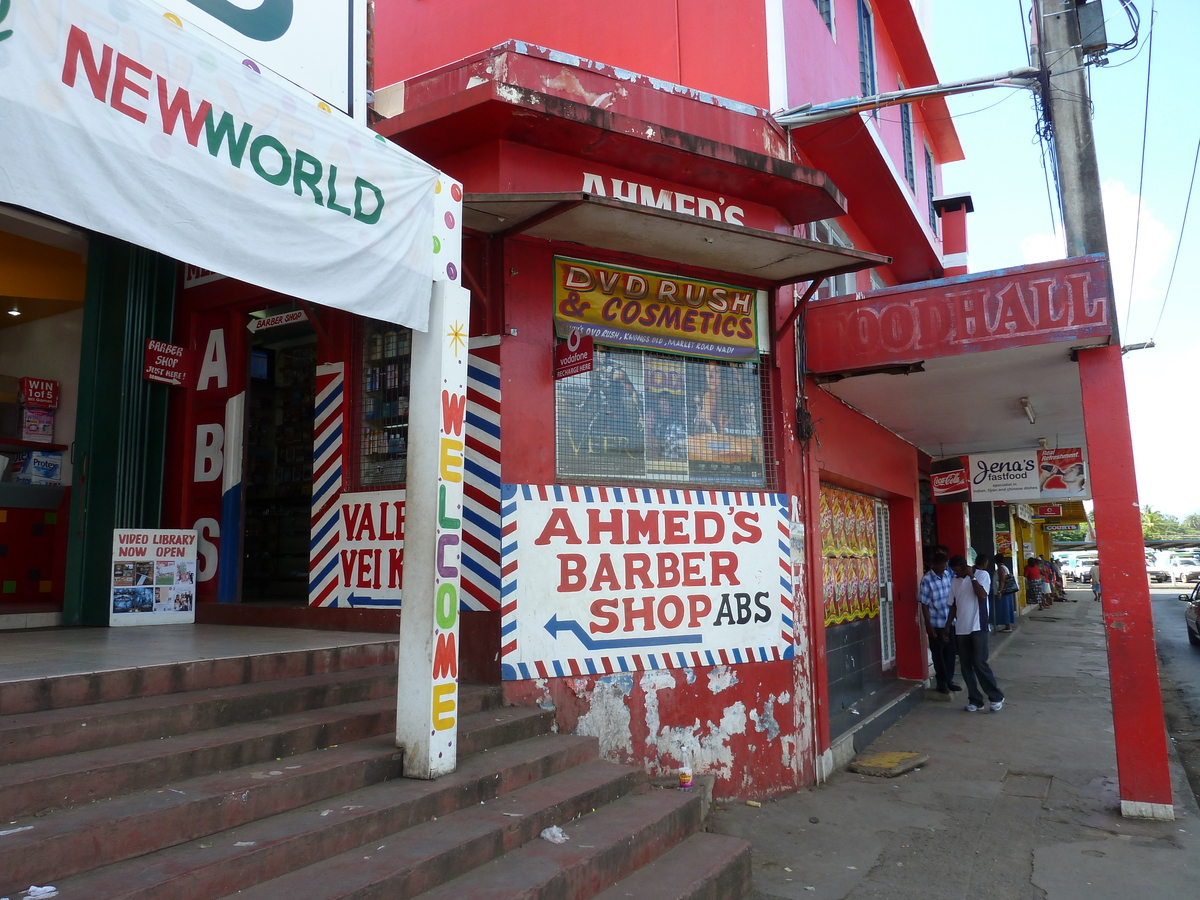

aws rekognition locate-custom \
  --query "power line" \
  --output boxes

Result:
[1151,132,1200,339]
[1123,2,1154,339]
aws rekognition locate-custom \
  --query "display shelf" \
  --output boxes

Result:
[0,440,68,453]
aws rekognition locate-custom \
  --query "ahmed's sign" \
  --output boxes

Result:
[499,485,794,680]
[554,257,759,361]
[933,448,1089,503]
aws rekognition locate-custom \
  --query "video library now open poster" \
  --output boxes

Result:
[110,529,198,626]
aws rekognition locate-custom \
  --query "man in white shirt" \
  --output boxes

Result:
[945,555,1005,712]
[1089,563,1101,601]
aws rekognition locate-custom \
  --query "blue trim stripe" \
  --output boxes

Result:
[500,501,518,518]
[462,553,500,587]
[308,553,339,590]
[618,656,628,670]
[500,580,518,597]
[313,423,343,462]
[585,658,597,674]
[781,615,794,629]
[584,487,595,502]
[462,505,502,539]
[521,485,533,500]
[705,651,716,666]
[502,540,518,557]
[648,654,658,669]
[732,648,744,663]
[464,457,500,486]
[676,652,688,666]
[468,366,501,389]
[312,472,340,507]
[519,662,531,679]
[552,660,565,677]
[313,385,340,421]
[780,575,792,592]
[465,410,500,438]
[310,512,338,549]
[758,646,767,660]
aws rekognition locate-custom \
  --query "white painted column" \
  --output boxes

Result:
[395,179,469,779]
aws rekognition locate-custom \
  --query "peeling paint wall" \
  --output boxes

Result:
[505,658,804,800]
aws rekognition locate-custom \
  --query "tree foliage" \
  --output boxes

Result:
[1141,506,1200,540]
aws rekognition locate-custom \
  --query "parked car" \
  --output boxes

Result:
[1170,557,1200,584]
[1075,557,1099,583]
[1179,582,1200,647]
[1148,558,1173,583]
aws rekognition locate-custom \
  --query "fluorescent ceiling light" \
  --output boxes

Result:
[1019,397,1036,425]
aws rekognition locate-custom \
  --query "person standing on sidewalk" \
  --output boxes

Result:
[945,555,1005,712]
[919,552,960,694]
[994,557,1018,632]
[1089,561,1101,601]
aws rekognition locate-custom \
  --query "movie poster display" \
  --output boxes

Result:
[556,347,764,487]
[110,530,198,625]
[820,486,881,627]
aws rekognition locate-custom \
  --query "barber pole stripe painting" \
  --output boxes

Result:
[499,486,793,680]
[310,363,345,607]
[460,341,502,612]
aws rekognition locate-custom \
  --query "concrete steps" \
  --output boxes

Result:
[0,647,751,900]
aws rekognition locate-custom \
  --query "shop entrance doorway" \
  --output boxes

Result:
[241,306,317,604]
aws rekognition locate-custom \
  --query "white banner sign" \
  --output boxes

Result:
[110,529,198,625]
[157,0,365,120]
[499,486,795,680]
[318,489,406,608]
[933,447,1090,502]
[0,0,443,331]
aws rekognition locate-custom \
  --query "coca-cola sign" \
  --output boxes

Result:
[931,469,968,498]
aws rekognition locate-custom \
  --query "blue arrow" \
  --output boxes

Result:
[346,593,401,608]
[544,614,702,650]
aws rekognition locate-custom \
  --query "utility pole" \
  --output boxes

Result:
[1038,0,1175,820]
[1037,0,1118,337]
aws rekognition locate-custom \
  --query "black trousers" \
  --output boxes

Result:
[929,630,957,689]
[956,630,1004,706]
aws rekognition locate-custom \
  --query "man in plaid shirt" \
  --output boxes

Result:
[920,552,961,693]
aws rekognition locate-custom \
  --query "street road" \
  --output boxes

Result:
[1149,581,1200,723]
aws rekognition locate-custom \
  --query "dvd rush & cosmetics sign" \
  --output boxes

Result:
[932,448,1089,503]
[554,257,759,361]
[499,486,795,679]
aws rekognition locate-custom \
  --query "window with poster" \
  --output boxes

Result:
[552,257,771,489]
[352,319,413,488]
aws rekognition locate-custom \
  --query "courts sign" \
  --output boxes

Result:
[158,0,367,119]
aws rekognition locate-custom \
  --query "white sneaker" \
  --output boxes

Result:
[964,704,981,712]
[990,699,1004,712]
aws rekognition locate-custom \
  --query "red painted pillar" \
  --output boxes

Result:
[1078,344,1174,819]
[934,502,969,558]
[933,193,973,277]
[889,495,925,681]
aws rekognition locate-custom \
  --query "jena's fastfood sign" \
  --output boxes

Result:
[554,257,759,361]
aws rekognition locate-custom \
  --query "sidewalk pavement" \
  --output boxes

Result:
[712,586,1200,900]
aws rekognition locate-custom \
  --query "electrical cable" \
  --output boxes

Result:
[1151,131,1200,340]
[1123,2,1154,339]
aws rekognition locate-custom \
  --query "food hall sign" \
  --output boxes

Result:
[499,486,794,680]
[554,257,759,361]
[806,256,1112,372]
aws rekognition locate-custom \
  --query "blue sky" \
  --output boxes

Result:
[928,0,1200,519]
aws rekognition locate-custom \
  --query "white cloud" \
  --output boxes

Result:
[1100,179,1171,331]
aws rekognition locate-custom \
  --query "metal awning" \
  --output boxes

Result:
[463,192,889,286]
